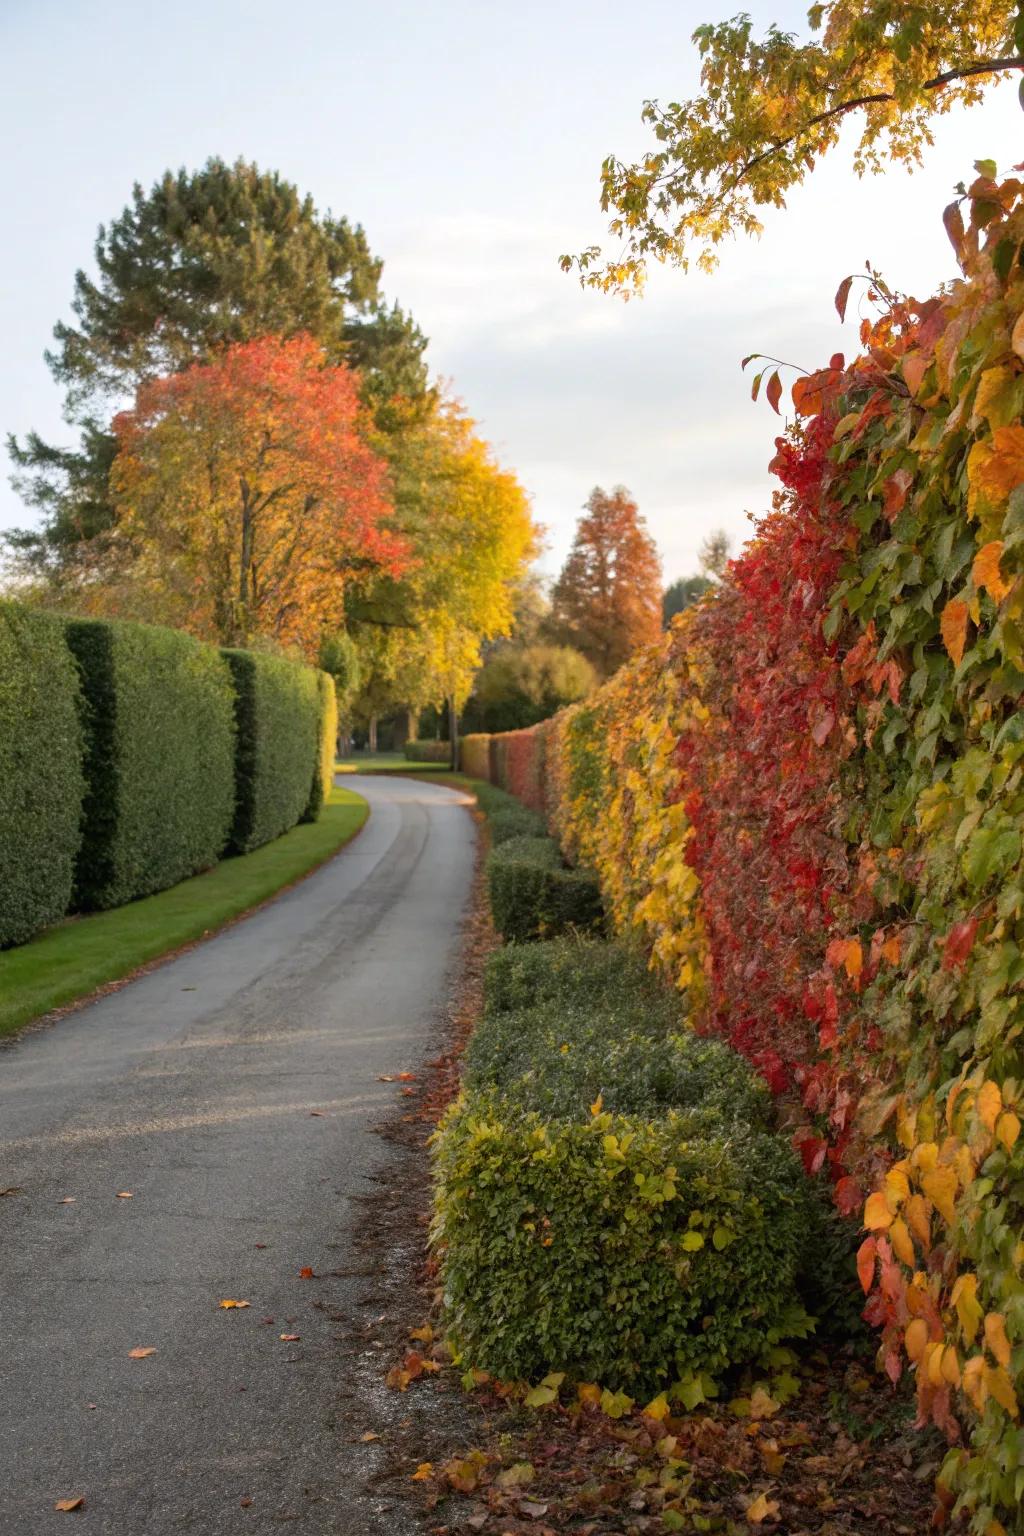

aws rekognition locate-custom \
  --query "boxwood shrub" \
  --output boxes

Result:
[464,1003,771,1126]
[404,739,450,763]
[484,936,675,1019]
[223,649,322,854]
[488,805,547,846]
[432,1094,810,1392]
[0,603,85,946]
[67,618,236,910]
[487,835,603,942]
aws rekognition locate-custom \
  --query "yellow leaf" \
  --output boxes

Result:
[997,1111,1021,1150]
[844,940,863,980]
[952,1275,984,1343]
[889,1217,915,1266]
[643,1394,671,1420]
[864,1191,893,1230]
[984,1364,1019,1417]
[127,1347,156,1359]
[410,1462,433,1481]
[926,1342,946,1387]
[748,1386,780,1420]
[973,542,1011,603]
[885,1166,910,1206]
[590,1093,603,1116]
[977,1080,1003,1132]
[54,1498,85,1512]
[905,1317,929,1362]
[746,1492,780,1524]
[905,1194,932,1248]
[984,1312,1012,1368]
[974,425,1024,504]
[1011,309,1024,363]
[942,1345,962,1387]
[921,1164,958,1224]
[577,1382,602,1405]
[963,1354,987,1411]
[940,599,970,668]
[219,1299,251,1309]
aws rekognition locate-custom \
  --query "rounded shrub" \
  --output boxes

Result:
[484,936,675,1019]
[487,836,603,942]
[0,603,85,946]
[432,1094,810,1392]
[488,806,547,846]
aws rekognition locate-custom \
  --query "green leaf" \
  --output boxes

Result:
[963,820,1022,889]
[524,1383,559,1407]
[681,1231,705,1251]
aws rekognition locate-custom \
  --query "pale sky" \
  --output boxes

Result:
[2,0,1021,584]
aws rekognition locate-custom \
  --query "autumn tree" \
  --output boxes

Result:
[563,1,1024,291]
[462,643,596,733]
[101,334,403,656]
[7,158,429,576]
[550,486,662,677]
[348,395,538,739]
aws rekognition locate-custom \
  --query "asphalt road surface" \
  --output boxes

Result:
[0,774,475,1535]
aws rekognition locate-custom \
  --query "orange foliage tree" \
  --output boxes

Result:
[551,486,663,678]
[108,334,404,656]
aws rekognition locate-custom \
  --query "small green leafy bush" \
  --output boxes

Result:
[487,835,603,942]
[432,1094,810,1392]
[303,670,338,823]
[484,936,674,1019]
[223,648,321,853]
[0,604,85,946]
[68,618,236,909]
[404,739,450,763]
[464,1004,771,1126]
[488,806,547,846]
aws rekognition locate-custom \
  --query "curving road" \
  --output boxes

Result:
[0,775,475,1535]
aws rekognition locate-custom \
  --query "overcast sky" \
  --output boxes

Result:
[2,0,1021,584]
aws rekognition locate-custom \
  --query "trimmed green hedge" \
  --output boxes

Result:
[223,648,321,854]
[487,834,603,942]
[433,1095,810,1392]
[68,618,236,910]
[484,935,675,1018]
[488,805,546,846]
[304,670,338,823]
[0,604,85,947]
[404,739,450,763]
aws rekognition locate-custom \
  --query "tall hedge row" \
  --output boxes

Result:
[0,604,85,946]
[1,605,336,948]
[223,648,322,854]
[67,619,237,910]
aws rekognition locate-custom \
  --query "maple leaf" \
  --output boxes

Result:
[746,1491,780,1523]
[942,917,978,970]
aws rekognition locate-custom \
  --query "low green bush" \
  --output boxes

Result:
[484,936,674,1019]
[0,604,85,946]
[432,1093,810,1392]
[488,805,546,846]
[487,835,603,942]
[223,649,321,854]
[68,618,236,910]
[464,1003,771,1126]
[404,739,450,763]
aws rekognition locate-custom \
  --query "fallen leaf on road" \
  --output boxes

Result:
[746,1492,780,1524]
[0,1186,23,1197]
[261,1317,274,1325]
[377,1075,395,1082]
[219,1300,251,1309]
[54,1497,85,1512]
[411,1463,433,1481]
[240,1496,253,1507]
[401,1087,418,1097]
[309,1110,324,1117]
[397,1072,417,1081]
[298,1267,314,1280]
[386,1365,412,1391]
[116,1192,133,1199]
[409,1324,434,1344]
[254,1242,267,1249]
[466,1517,488,1532]
[521,1502,549,1520]
[279,1334,300,1342]
[360,1432,379,1442]
[57,1197,76,1204]
[87,1404,97,1411]
[127,1348,156,1359]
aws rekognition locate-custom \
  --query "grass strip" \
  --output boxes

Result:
[0,785,368,1040]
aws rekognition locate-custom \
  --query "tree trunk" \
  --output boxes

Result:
[448,696,459,772]
[368,715,378,754]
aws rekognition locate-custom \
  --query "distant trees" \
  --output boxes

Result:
[462,644,596,733]
[6,157,429,583]
[662,526,731,626]
[550,486,662,678]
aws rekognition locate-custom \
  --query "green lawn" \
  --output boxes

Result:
[337,752,454,774]
[0,785,368,1040]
